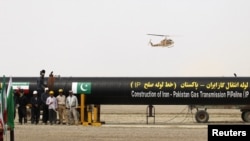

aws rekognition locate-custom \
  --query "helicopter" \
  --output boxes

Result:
[147,34,174,48]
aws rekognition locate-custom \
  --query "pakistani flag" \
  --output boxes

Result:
[0,75,7,134]
[7,77,14,130]
[72,82,91,94]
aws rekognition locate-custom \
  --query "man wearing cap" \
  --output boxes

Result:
[46,90,58,125]
[66,90,79,125]
[30,90,42,124]
[56,89,66,125]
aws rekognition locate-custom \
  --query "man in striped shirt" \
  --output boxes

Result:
[66,90,79,125]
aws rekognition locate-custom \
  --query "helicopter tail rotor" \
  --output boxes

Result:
[148,39,153,46]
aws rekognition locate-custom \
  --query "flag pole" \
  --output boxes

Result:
[10,129,14,141]
[0,129,3,141]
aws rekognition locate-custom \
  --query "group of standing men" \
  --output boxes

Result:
[39,88,79,125]
[15,69,79,125]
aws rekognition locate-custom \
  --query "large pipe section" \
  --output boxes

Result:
[1,76,250,105]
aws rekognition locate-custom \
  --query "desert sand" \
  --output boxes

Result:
[3,105,249,141]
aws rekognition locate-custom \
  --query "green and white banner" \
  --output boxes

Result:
[72,82,91,94]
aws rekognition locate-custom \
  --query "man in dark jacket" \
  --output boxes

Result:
[30,90,42,124]
[14,89,19,120]
[17,89,28,124]
[37,69,47,98]
[41,87,49,124]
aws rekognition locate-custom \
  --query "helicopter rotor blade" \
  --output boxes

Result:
[147,34,166,36]
[147,34,171,37]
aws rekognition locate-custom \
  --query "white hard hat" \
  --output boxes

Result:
[44,87,49,91]
[33,90,38,94]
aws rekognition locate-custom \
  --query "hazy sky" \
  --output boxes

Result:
[1,0,250,77]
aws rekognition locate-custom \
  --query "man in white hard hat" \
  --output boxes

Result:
[66,90,79,125]
[30,90,42,124]
[41,87,49,124]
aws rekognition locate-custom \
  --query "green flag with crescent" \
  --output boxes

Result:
[72,82,91,94]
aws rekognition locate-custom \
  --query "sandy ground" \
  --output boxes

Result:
[3,105,249,141]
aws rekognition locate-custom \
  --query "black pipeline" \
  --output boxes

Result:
[1,76,250,105]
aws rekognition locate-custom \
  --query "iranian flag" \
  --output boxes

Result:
[12,82,29,94]
[6,77,14,129]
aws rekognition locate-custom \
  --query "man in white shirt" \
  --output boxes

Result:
[66,90,79,125]
[46,90,58,125]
